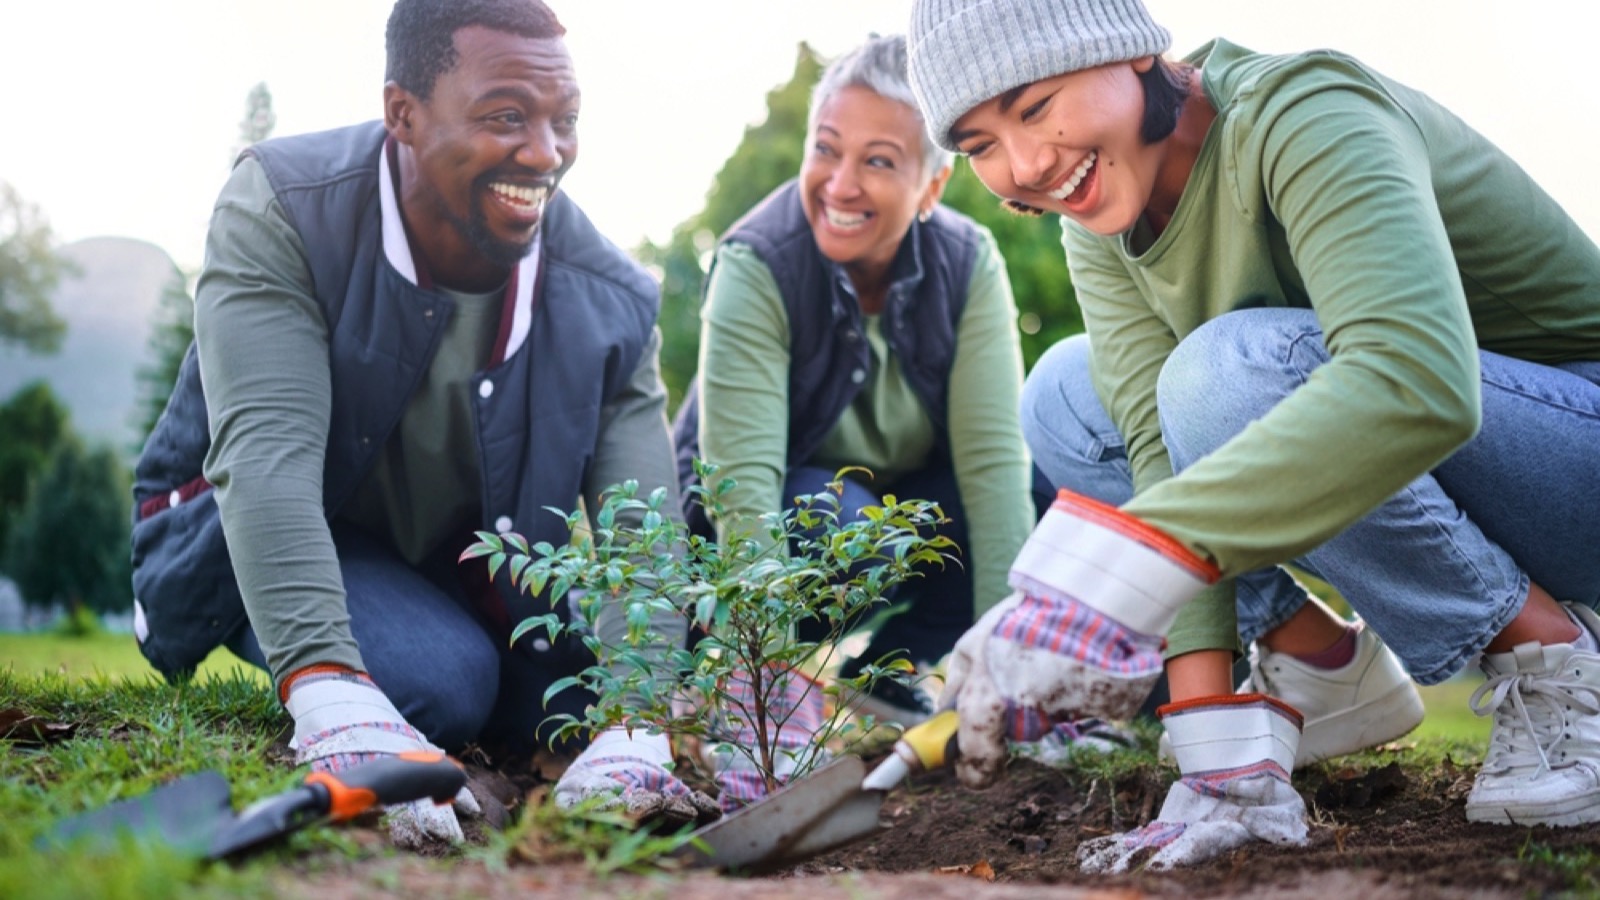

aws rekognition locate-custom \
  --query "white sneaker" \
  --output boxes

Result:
[1160,623,1424,766]
[1465,604,1600,827]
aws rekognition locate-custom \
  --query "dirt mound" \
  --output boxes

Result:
[784,753,1594,898]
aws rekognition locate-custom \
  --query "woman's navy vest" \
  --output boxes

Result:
[131,121,658,679]
[674,179,979,506]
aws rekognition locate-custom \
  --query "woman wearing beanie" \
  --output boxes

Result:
[908,0,1600,872]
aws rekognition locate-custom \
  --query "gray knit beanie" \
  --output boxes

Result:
[908,0,1171,151]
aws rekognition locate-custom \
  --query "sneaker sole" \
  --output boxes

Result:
[1297,681,1426,763]
[1466,789,1600,827]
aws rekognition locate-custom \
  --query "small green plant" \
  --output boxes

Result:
[461,462,957,797]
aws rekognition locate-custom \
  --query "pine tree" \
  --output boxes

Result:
[5,435,133,617]
[233,81,277,162]
[131,267,194,446]
[0,381,70,556]
[135,83,277,449]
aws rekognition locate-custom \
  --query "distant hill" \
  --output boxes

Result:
[0,236,178,455]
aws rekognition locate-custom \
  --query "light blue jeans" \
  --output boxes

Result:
[1022,308,1600,685]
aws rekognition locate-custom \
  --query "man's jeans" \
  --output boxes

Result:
[226,522,595,752]
[1022,308,1600,685]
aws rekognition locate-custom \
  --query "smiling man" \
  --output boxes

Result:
[130,0,717,849]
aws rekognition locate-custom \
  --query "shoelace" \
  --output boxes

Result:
[1470,662,1600,774]
[1242,644,1274,694]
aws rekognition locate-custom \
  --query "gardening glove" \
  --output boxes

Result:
[1012,718,1137,767]
[941,489,1219,788]
[553,727,722,827]
[702,665,829,811]
[284,666,481,849]
[1076,694,1308,873]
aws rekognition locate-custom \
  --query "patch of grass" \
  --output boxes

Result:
[488,792,700,877]
[1520,841,1600,897]
[0,669,341,898]
[1416,673,1492,745]
[0,631,268,686]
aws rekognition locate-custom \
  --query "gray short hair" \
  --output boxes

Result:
[808,34,954,184]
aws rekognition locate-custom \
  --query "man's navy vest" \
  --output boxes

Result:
[131,121,657,679]
[674,179,979,504]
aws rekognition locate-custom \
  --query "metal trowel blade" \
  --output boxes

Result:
[673,755,870,871]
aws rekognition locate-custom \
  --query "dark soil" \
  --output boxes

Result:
[784,750,1600,898]
[283,744,1600,899]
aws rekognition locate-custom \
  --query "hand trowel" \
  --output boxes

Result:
[674,709,960,871]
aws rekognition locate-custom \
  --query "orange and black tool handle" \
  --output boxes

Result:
[304,752,466,821]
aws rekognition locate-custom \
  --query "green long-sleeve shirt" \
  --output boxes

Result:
[196,158,682,689]
[1068,40,1600,655]
[697,228,1036,617]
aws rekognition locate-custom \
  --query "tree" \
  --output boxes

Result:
[634,43,1082,411]
[941,163,1084,361]
[132,266,194,446]
[5,434,133,617]
[0,381,70,557]
[233,81,277,162]
[0,182,74,354]
[135,82,275,449]
[636,43,823,410]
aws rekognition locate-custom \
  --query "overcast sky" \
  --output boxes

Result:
[1,0,1592,271]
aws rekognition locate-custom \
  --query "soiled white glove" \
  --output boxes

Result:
[286,667,480,849]
[1076,694,1308,873]
[554,727,721,826]
[942,490,1219,788]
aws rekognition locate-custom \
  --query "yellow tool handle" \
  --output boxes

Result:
[897,709,960,771]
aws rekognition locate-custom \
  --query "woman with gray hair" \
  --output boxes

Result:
[673,33,1112,809]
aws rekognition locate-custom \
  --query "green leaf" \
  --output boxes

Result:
[509,554,534,589]
[526,568,551,598]
[486,551,507,581]
[509,614,557,647]
[457,538,499,562]
[543,676,584,708]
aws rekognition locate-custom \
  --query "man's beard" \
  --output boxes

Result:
[447,173,542,269]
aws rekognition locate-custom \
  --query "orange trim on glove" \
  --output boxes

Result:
[1155,691,1305,729]
[1052,489,1222,583]
[279,663,367,704]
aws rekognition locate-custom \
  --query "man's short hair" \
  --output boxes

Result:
[385,0,566,100]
